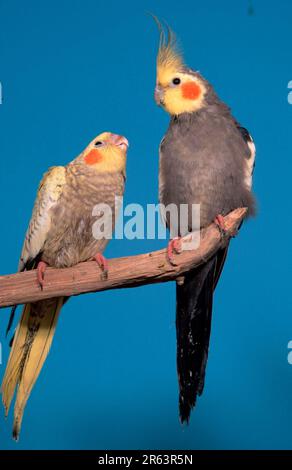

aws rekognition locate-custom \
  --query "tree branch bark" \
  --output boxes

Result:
[0,208,247,308]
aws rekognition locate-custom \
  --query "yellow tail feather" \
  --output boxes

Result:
[1,297,64,440]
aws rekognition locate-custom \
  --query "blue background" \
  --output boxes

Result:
[0,0,291,450]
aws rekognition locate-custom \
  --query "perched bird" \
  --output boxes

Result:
[1,132,129,439]
[153,22,256,423]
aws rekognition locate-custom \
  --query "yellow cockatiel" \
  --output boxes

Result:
[2,132,129,439]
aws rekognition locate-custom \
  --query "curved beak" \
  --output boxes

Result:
[108,134,129,151]
[154,85,164,105]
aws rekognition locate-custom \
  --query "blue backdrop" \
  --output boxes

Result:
[0,0,291,450]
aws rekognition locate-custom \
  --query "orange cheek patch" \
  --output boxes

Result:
[181,81,201,100]
[84,149,103,165]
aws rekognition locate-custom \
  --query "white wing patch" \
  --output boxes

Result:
[19,166,66,271]
[245,135,256,190]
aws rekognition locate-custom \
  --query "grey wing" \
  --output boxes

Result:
[158,136,168,228]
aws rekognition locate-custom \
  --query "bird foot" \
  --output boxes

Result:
[214,214,228,240]
[93,253,109,280]
[36,261,48,290]
[167,237,182,266]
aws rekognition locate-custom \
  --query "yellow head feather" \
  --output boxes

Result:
[80,132,128,174]
[154,17,184,86]
[152,16,207,116]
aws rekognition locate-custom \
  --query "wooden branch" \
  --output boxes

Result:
[0,208,247,308]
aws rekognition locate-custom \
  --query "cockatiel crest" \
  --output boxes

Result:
[156,20,183,83]
[154,17,207,115]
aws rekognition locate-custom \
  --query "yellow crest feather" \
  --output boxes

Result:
[152,16,184,85]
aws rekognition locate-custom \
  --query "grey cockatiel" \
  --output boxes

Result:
[154,23,256,423]
[2,132,129,439]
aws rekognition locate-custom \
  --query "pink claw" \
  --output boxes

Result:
[214,214,228,239]
[167,237,182,266]
[93,253,109,279]
[214,214,226,231]
[37,261,48,289]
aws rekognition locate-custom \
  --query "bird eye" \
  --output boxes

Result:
[172,77,181,85]
[94,141,103,147]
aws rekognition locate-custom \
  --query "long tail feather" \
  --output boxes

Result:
[1,297,64,440]
[176,248,227,423]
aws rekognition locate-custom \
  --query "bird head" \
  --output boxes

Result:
[153,19,208,116]
[82,132,129,173]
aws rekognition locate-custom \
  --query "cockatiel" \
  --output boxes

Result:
[2,132,129,439]
[153,22,256,423]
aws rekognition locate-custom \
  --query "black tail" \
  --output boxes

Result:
[6,305,17,337]
[176,247,228,423]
